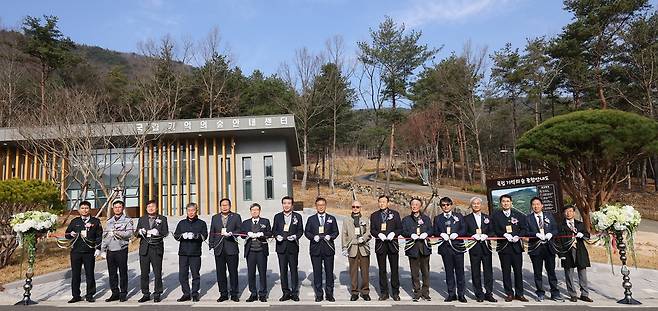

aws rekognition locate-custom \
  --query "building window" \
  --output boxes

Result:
[264,156,273,200]
[243,157,252,201]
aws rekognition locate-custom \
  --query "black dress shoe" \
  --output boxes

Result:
[569,296,578,302]
[412,295,419,302]
[458,296,467,303]
[259,297,267,302]
[326,295,335,302]
[515,296,529,302]
[580,296,593,302]
[105,295,120,302]
[444,296,456,302]
[231,296,240,302]
[476,298,484,302]
[246,295,258,302]
[504,295,513,302]
[292,295,300,301]
[422,295,431,301]
[119,295,127,302]
[86,297,95,303]
[177,295,191,302]
[218,296,229,302]
[192,295,200,302]
[392,295,400,301]
[315,296,323,302]
[279,294,291,302]
[351,294,359,301]
[361,294,371,301]
[484,295,498,303]
[138,295,151,303]
[68,297,82,303]
[153,295,161,303]
[378,294,389,301]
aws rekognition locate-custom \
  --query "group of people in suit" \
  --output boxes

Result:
[63,194,593,304]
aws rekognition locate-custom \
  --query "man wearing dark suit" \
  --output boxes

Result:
[464,197,497,303]
[208,198,242,302]
[369,195,402,301]
[526,197,563,302]
[135,199,169,303]
[304,197,339,302]
[433,196,467,303]
[558,205,593,303]
[65,201,103,303]
[401,198,433,302]
[173,203,208,302]
[272,196,304,301]
[241,203,273,302]
[492,194,529,302]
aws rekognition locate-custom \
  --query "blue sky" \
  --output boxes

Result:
[3,0,657,102]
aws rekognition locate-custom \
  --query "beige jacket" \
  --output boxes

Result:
[341,214,372,257]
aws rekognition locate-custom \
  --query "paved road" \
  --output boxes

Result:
[355,174,658,234]
[2,208,658,308]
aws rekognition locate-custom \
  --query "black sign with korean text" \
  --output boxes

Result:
[485,172,563,215]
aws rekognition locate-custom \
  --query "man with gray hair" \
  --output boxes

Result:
[463,197,496,303]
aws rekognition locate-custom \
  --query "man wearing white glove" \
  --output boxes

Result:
[402,198,433,302]
[272,196,304,302]
[370,195,402,301]
[341,201,372,301]
[433,197,467,303]
[240,203,272,302]
[65,201,103,303]
[559,205,593,303]
[174,203,208,302]
[305,197,339,302]
[464,197,497,302]
[101,200,134,302]
[135,200,169,303]
[492,195,528,302]
[276,235,284,242]
[526,197,562,302]
[209,199,241,302]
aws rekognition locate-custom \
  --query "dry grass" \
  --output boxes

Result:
[0,217,140,288]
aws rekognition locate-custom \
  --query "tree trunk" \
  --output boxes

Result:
[474,129,486,188]
[302,132,308,196]
[385,123,395,194]
[446,127,455,179]
[511,98,519,175]
[330,108,337,192]
[457,125,466,184]
[40,63,47,108]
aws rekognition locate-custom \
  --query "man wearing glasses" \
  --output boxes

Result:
[433,197,467,303]
[341,201,372,301]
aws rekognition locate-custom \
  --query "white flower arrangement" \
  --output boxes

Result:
[11,211,58,233]
[590,203,642,272]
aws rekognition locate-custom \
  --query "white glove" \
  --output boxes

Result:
[419,232,428,240]
[536,232,545,240]
[440,233,449,240]
[108,228,115,236]
[512,236,520,243]
[411,233,419,240]
[187,232,195,239]
[148,229,159,236]
[94,249,101,257]
[256,232,264,238]
[357,236,365,243]
[313,235,320,242]
[545,233,553,240]
[70,231,78,237]
[576,232,584,239]
[287,235,297,241]
[480,234,488,241]
[386,232,395,240]
[503,233,514,242]
[472,234,481,241]
[378,233,387,241]
[247,232,255,238]
[324,235,331,241]
[341,249,349,257]
[449,233,458,240]
[276,235,284,242]
[139,228,147,235]
[100,251,107,259]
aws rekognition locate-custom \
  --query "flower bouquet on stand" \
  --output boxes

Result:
[10,211,59,305]
[590,203,642,305]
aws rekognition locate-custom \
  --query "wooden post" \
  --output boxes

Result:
[139,147,145,217]
[194,139,200,213]
[186,140,191,206]
[221,138,227,198]
[213,137,219,214]
[158,142,163,214]
[230,137,237,213]
[167,143,172,216]
[203,139,209,215]
[148,143,154,204]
